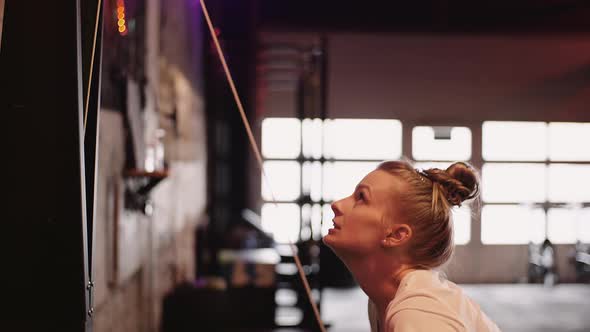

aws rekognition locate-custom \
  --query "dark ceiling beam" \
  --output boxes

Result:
[256,0,590,34]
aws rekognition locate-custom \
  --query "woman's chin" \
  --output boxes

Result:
[322,233,335,247]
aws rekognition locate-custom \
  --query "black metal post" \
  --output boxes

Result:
[0,1,92,330]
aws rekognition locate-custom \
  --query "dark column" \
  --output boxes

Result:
[204,0,257,249]
[0,0,99,330]
[81,0,103,313]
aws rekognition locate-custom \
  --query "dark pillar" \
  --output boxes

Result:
[0,0,101,330]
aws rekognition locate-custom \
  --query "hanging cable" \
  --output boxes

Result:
[199,1,327,331]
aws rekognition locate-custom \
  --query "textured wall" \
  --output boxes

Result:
[91,0,207,329]
[92,110,205,332]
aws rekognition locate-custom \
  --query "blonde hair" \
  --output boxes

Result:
[377,160,479,269]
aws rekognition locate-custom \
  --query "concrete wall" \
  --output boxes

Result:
[92,109,205,332]
[327,33,590,123]
[91,0,206,330]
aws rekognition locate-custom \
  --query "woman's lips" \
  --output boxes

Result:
[328,220,341,234]
[328,227,339,234]
[332,219,341,229]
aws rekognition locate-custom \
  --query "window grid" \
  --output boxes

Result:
[410,125,475,245]
[481,121,590,245]
[261,118,402,243]
[261,120,590,245]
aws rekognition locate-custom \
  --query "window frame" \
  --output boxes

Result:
[260,118,403,244]
[481,121,590,245]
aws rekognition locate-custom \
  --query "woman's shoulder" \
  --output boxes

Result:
[386,271,460,319]
[387,306,465,331]
[386,270,501,332]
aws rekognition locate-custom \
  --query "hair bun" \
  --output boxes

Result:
[424,162,480,207]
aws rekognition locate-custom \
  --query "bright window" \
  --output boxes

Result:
[323,119,402,159]
[321,204,335,237]
[412,126,471,161]
[261,161,301,201]
[578,208,590,243]
[548,123,590,161]
[302,161,322,202]
[481,205,546,244]
[411,124,474,246]
[481,121,590,246]
[322,162,379,201]
[262,118,300,158]
[481,163,546,203]
[261,203,301,243]
[310,204,323,240]
[302,118,323,159]
[261,118,402,243]
[548,164,590,203]
[482,121,547,161]
[453,206,472,245]
[547,208,586,244]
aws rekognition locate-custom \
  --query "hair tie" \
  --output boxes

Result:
[416,169,430,183]
[417,169,462,207]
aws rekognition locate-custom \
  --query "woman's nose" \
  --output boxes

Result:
[331,199,343,217]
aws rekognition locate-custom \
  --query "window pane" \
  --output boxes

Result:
[302,161,322,202]
[323,119,401,159]
[261,161,300,201]
[412,126,471,161]
[482,122,547,161]
[453,206,471,245]
[301,204,312,241]
[261,203,300,243]
[311,204,323,240]
[549,122,590,161]
[547,208,588,244]
[579,208,590,243]
[482,164,546,203]
[323,162,379,201]
[482,205,546,244]
[262,118,301,158]
[548,164,590,203]
[302,118,323,159]
[322,204,335,237]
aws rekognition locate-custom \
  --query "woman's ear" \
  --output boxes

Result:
[382,224,412,248]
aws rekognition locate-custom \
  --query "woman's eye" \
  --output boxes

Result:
[356,192,365,201]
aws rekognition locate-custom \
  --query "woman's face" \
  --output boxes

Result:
[323,169,405,257]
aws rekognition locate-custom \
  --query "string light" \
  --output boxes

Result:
[116,0,127,36]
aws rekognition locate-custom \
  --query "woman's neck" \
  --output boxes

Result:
[345,255,416,326]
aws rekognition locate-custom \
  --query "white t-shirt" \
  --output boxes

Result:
[368,269,501,332]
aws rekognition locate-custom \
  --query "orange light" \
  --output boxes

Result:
[116,0,127,36]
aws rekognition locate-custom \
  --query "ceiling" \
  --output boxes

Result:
[256,0,590,34]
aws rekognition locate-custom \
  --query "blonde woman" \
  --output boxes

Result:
[323,161,501,332]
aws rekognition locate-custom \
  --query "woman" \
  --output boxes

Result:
[323,160,501,332]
